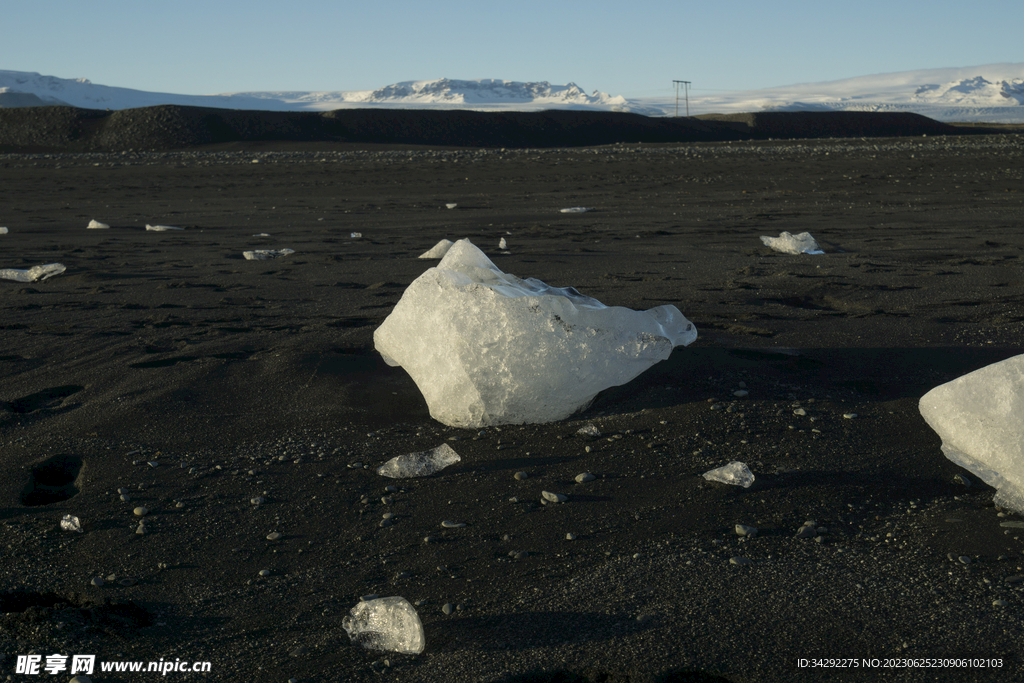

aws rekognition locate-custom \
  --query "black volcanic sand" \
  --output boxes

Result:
[1,126,1024,683]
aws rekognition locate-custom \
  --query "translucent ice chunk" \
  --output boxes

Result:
[243,248,295,260]
[703,461,755,488]
[342,596,425,654]
[0,227,7,235]
[377,443,461,478]
[419,239,455,259]
[560,207,591,213]
[60,515,83,532]
[499,237,508,250]
[374,239,697,428]
[760,231,823,255]
[145,224,184,231]
[0,263,66,282]
[920,354,1024,514]
[87,219,109,229]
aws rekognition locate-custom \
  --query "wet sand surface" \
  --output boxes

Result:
[2,131,1024,682]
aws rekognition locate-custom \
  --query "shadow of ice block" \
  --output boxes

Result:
[342,596,425,655]
[920,353,1024,514]
[374,239,697,428]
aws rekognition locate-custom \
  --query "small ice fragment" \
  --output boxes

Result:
[60,515,83,532]
[377,443,461,479]
[243,248,296,261]
[577,424,601,438]
[342,596,425,654]
[253,233,271,237]
[920,353,1024,514]
[703,461,755,488]
[0,263,66,282]
[87,219,109,229]
[0,227,7,234]
[350,232,362,239]
[760,231,824,255]
[560,207,591,214]
[446,203,458,209]
[499,237,508,250]
[418,239,455,259]
[145,224,184,231]
[542,491,568,503]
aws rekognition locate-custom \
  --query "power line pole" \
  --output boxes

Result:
[673,80,691,117]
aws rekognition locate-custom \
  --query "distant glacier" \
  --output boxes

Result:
[2,64,1023,122]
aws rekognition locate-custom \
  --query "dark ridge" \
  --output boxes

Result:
[0,104,997,153]
[696,110,964,139]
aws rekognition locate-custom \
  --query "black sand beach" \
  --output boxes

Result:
[1,108,1023,682]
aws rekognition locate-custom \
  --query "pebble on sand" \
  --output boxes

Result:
[795,524,817,539]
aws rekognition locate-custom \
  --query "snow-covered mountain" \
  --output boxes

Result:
[2,65,1024,122]
[230,78,644,111]
[0,71,658,115]
[685,63,1024,123]
[0,70,300,111]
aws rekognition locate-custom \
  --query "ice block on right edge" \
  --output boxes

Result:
[919,353,1024,514]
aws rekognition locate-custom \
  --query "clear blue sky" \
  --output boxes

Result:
[4,0,1021,97]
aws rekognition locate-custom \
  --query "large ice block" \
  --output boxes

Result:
[919,354,1024,514]
[374,239,697,428]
